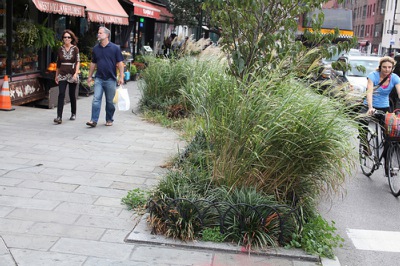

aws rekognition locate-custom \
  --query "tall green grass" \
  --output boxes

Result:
[142,52,356,251]
[139,57,218,115]
[182,58,357,207]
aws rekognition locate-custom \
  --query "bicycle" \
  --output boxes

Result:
[359,110,400,197]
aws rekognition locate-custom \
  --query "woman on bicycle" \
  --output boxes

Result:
[361,56,400,164]
[365,56,400,115]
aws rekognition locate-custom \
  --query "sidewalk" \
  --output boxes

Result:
[0,81,322,265]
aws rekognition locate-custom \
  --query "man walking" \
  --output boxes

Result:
[86,26,125,127]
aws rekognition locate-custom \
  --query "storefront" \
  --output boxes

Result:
[154,4,174,56]
[128,0,160,56]
[0,0,128,106]
[117,0,174,58]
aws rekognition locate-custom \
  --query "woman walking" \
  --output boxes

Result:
[54,29,80,124]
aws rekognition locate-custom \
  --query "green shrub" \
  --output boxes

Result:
[286,214,344,259]
[130,64,137,75]
[122,188,149,211]
[141,50,354,253]
[183,57,357,210]
[217,186,285,249]
[201,227,225,242]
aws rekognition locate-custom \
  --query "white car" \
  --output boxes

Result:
[319,48,362,80]
[334,55,381,93]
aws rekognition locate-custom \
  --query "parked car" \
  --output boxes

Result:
[333,55,381,92]
[348,48,362,56]
[331,55,381,103]
[318,48,362,81]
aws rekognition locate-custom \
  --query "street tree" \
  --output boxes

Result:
[204,0,356,80]
[166,0,203,27]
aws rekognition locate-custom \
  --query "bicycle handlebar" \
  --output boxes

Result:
[373,110,386,116]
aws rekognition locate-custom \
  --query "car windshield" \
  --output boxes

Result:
[348,59,379,77]
[348,49,361,56]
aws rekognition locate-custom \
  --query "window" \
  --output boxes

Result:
[363,5,367,18]
[375,23,382,37]
[360,25,365,37]
[12,0,40,74]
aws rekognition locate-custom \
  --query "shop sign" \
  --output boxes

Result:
[87,13,129,25]
[32,0,84,17]
[134,6,160,19]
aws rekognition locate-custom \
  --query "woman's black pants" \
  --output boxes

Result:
[57,80,77,118]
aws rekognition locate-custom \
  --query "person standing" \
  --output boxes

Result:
[86,26,125,127]
[54,29,80,124]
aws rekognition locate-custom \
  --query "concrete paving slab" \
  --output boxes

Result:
[0,195,59,210]
[0,236,16,266]
[129,245,213,265]
[27,222,105,240]
[6,208,80,224]
[50,238,135,260]
[1,233,58,251]
[10,249,86,266]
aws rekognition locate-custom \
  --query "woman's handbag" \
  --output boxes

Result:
[385,109,400,138]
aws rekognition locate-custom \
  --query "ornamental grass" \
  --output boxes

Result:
[139,51,356,251]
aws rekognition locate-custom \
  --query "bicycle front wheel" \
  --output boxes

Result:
[386,143,400,197]
[359,129,377,177]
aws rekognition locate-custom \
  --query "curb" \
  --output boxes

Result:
[321,256,341,266]
[125,214,321,263]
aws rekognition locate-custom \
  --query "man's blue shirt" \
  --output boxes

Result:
[92,42,124,80]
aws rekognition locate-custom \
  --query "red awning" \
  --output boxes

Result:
[32,0,85,17]
[82,0,129,25]
[130,0,160,20]
[157,6,173,23]
[358,40,368,46]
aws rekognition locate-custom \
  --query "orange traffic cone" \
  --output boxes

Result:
[0,75,14,111]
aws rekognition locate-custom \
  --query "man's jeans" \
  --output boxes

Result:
[91,78,116,123]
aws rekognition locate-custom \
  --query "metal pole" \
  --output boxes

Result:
[389,0,398,56]
[198,2,203,40]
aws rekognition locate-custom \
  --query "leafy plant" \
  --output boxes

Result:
[217,186,282,249]
[286,214,344,259]
[134,55,146,63]
[15,21,38,50]
[130,64,137,76]
[121,188,149,211]
[79,31,98,60]
[34,19,56,50]
[201,227,225,242]
[79,53,90,63]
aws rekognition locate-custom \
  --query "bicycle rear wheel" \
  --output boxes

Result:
[386,143,400,197]
[359,127,377,177]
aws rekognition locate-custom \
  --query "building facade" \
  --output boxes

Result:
[0,0,175,106]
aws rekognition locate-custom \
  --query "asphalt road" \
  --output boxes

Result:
[319,141,400,266]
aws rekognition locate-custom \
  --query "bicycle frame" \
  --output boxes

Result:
[360,110,400,196]
[359,113,385,176]
[370,120,385,168]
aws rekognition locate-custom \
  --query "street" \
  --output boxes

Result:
[319,150,400,266]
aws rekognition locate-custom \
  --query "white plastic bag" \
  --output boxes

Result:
[115,85,130,111]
